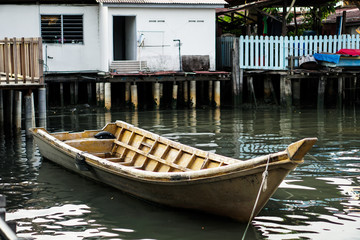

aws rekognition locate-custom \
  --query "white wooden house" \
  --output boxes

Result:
[0,0,226,73]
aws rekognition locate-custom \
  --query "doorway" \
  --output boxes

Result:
[113,16,136,60]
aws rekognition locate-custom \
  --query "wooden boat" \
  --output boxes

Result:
[31,121,317,222]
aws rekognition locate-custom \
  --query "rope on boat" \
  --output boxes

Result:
[241,154,271,240]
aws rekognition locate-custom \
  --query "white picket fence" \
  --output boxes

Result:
[218,35,360,70]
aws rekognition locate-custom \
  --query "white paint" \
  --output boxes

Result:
[0,4,219,72]
[108,7,217,71]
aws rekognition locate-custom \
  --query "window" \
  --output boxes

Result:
[41,15,83,44]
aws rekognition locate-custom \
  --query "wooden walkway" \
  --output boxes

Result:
[0,37,44,89]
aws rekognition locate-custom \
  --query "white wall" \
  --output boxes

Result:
[0,4,100,72]
[108,7,217,71]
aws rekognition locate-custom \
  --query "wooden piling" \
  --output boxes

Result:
[96,83,100,106]
[125,82,131,106]
[6,90,13,125]
[131,84,138,110]
[280,75,292,108]
[70,82,75,105]
[104,82,111,110]
[172,82,178,109]
[60,83,64,107]
[247,76,257,107]
[190,80,196,108]
[14,91,22,129]
[153,82,160,109]
[337,77,343,109]
[214,80,221,108]
[264,75,272,103]
[208,80,213,105]
[183,81,189,107]
[232,38,242,106]
[317,76,326,109]
[0,90,3,124]
[293,79,301,106]
[99,82,105,107]
[87,83,92,104]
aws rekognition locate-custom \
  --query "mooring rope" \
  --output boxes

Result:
[241,154,271,240]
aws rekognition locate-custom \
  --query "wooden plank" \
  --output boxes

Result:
[13,38,18,83]
[29,38,34,83]
[4,38,9,83]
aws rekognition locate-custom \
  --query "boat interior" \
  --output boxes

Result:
[51,122,231,173]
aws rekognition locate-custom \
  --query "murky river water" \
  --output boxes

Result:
[1,107,360,239]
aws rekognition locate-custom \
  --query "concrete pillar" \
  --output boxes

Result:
[131,84,138,110]
[14,91,22,130]
[74,81,79,104]
[25,91,34,136]
[172,82,178,109]
[87,82,92,104]
[232,38,242,106]
[60,82,64,107]
[38,87,47,120]
[183,81,189,107]
[104,82,111,110]
[214,80,221,108]
[125,82,131,106]
[153,82,160,109]
[190,80,196,108]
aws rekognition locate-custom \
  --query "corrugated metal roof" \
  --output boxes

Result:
[97,0,226,5]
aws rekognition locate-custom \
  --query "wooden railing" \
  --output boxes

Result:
[0,37,43,85]
[218,35,360,70]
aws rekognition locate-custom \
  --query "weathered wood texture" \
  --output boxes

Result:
[0,37,43,87]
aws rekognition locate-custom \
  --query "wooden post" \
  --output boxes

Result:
[60,82,64,107]
[74,81,79,104]
[0,90,3,124]
[232,38,242,106]
[70,82,75,105]
[87,82,92,104]
[96,83,100,106]
[125,82,131,107]
[208,80,213,105]
[14,91,22,130]
[99,82,105,107]
[214,80,221,108]
[38,87,47,124]
[104,82,111,110]
[183,81,189,107]
[264,75,272,103]
[5,90,13,125]
[153,82,160,109]
[247,76,257,107]
[337,77,343,109]
[280,75,292,108]
[172,82,178,109]
[131,83,138,110]
[190,80,196,108]
[317,76,326,109]
[293,79,301,106]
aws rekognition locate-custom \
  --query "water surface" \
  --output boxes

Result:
[1,108,360,239]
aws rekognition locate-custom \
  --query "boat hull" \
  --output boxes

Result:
[33,131,298,222]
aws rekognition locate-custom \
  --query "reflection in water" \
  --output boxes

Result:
[1,108,360,239]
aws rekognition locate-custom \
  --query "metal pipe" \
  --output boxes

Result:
[173,39,182,71]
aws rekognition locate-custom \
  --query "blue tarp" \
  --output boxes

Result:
[313,53,341,64]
